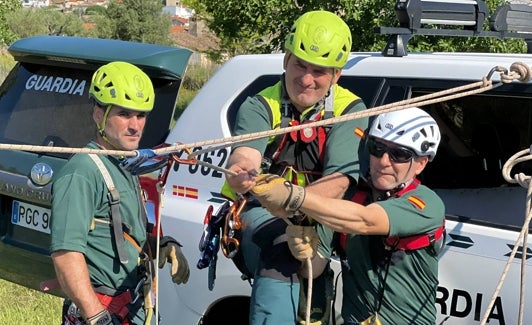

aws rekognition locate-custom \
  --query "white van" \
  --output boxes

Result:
[155,2,532,325]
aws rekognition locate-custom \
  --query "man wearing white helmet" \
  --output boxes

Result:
[251,107,446,324]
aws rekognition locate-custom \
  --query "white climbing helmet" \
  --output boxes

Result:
[368,107,441,161]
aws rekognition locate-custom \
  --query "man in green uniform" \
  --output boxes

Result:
[223,10,369,325]
[50,61,190,325]
[251,107,445,324]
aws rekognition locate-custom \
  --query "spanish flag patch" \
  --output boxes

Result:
[407,195,426,210]
[354,126,365,138]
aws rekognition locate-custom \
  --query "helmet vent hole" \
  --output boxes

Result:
[421,141,431,152]
[322,52,330,59]
[420,128,428,137]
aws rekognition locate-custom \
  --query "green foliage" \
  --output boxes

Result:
[0,0,21,46]
[0,47,15,81]
[174,63,219,121]
[100,0,173,46]
[187,0,526,58]
[6,8,84,38]
[182,63,219,90]
[85,5,107,15]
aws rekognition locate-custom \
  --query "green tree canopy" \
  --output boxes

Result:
[186,0,526,60]
[7,8,84,39]
[0,0,21,46]
[98,0,173,46]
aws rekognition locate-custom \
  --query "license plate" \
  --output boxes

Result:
[11,200,51,234]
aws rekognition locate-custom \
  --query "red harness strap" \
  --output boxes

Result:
[385,221,445,251]
[341,179,444,252]
[95,291,132,324]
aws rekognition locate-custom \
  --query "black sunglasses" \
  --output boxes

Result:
[367,137,416,163]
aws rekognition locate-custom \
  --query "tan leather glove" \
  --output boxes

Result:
[286,224,319,261]
[159,236,190,284]
[251,174,306,212]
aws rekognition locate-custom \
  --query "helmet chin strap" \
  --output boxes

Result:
[97,104,118,150]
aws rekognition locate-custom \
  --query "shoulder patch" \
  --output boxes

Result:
[407,195,426,210]
[354,126,365,138]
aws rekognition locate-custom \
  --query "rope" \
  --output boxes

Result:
[479,147,532,325]
[305,256,313,325]
[0,71,505,158]
[177,78,497,160]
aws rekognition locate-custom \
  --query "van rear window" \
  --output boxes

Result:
[0,64,94,154]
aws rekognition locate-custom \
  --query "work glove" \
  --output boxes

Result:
[286,224,319,261]
[251,174,306,212]
[84,309,121,325]
[120,149,168,175]
[159,236,190,284]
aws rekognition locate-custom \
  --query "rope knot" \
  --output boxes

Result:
[509,62,531,82]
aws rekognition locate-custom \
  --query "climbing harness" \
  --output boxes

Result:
[332,178,446,325]
[88,154,156,325]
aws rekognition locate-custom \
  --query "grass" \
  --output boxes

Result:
[0,279,63,324]
[0,48,61,324]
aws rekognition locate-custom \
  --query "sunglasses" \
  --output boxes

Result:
[367,137,416,163]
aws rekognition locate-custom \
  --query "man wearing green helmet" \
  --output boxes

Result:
[50,61,190,325]
[223,10,369,325]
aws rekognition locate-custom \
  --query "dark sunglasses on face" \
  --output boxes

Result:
[367,137,416,163]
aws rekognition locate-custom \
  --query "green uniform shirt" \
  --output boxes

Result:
[318,184,445,325]
[50,141,147,291]
[232,82,368,179]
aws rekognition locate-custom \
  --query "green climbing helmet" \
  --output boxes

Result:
[284,10,352,69]
[89,61,155,112]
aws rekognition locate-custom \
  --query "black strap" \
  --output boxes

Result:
[108,189,128,264]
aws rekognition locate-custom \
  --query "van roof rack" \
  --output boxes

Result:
[378,0,532,57]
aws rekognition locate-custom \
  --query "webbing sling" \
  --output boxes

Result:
[88,154,128,264]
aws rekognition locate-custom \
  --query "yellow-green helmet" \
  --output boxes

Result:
[284,10,352,69]
[89,61,154,112]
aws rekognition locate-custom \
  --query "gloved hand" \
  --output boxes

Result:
[121,149,168,175]
[286,224,319,261]
[159,236,190,284]
[85,309,121,325]
[251,174,306,212]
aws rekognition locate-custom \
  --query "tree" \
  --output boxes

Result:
[7,8,84,39]
[98,0,173,46]
[0,0,21,46]
[185,0,525,60]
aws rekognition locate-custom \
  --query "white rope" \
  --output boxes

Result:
[174,77,497,159]
[305,257,313,325]
[155,180,164,325]
[479,147,532,325]
[0,74,500,158]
